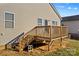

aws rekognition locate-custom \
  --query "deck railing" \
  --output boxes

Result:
[24,26,68,39]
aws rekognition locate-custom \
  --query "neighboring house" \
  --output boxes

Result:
[62,15,79,38]
[0,3,61,46]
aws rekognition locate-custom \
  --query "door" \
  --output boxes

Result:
[45,20,48,26]
[44,20,49,33]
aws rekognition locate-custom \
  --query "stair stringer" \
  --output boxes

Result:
[19,35,34,51]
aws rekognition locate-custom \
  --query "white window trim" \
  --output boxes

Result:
[37,17,43,26]
[52,20,58,26]
[4,11,15,29]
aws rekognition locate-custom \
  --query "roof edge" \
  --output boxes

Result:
[49,3,61,20]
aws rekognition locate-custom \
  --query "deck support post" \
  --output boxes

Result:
[5,44,7,49]
[48,42,50,51]
[18,39,24,52]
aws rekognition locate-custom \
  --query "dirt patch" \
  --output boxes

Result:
[0,45,5,50]
[0,39,68,56]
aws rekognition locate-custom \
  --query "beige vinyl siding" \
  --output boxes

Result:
[0,3,60,45]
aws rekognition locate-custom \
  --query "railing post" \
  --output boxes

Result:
[50,26,52,41]
[48,26,52,51]
[60,26,62,46]
[36,27,37,36]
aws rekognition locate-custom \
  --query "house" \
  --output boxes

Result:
[0,3,68,51]
[62,15,79,39]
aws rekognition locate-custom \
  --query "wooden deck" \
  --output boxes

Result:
[5,26,68,52]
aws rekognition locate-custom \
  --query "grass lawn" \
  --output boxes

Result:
[45,39,79,56]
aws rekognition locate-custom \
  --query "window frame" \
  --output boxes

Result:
[52,20,57,26]
[4,11,15,29]
[37,18,42,26]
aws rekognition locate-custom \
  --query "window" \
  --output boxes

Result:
[38,18,42,26]
[52,21,57,26]
[5,12,14,28]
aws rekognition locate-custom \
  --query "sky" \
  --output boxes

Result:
[53,3,79,17]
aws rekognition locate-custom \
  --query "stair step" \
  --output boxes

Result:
[19,35,34,51]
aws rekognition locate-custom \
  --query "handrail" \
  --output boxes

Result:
[24,26,37,38]
[5,32,24,49]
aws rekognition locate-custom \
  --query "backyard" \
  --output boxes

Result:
[46,39,79,56]
[0,38,79,56]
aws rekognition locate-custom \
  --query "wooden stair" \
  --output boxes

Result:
[19,35,34,51]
